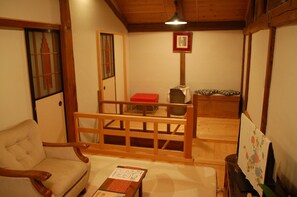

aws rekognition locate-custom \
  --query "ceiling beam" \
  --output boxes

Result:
[128,21,246,32]
[0,18,60,29]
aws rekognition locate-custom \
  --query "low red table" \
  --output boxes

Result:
[130,93,159,112]
[93,166,147,197]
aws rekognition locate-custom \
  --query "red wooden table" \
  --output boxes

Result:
[94,166,147,197]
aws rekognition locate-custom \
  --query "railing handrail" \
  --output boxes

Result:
[74,112,186,124]
[74,102,194,163]
[99,100,189,107]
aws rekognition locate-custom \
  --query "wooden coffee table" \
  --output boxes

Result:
[93,166,147,197]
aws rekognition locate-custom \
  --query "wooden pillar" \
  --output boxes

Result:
[59,0,78,142]
[192,94,198,138]
[261,28,276,134]
[180,53,186,86]
[243,34,252,111]
[184,105,193,159]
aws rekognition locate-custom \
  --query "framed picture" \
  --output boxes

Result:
[173,32,193,53]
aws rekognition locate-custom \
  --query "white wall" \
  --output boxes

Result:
[128,31,243,102]
[247,30,270,128]
[0,0,60,129]
[187,31,243,91]
[128,32,180,102]
[69,0,127,115]
[0,29,32,130]
[266,24,297,193]
[0,0,60,24]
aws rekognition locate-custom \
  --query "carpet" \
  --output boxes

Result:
[81,154,217,197]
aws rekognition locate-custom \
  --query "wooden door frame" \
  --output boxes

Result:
[24,29,66,124]
[96,30,128,111]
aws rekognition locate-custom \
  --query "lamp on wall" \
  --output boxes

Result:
[165,0,187,25]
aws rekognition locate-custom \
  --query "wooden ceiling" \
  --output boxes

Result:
[105,0,250,32]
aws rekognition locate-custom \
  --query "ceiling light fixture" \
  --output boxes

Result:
[165,0,187,25]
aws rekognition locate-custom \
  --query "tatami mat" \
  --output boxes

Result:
[82,154,217,197]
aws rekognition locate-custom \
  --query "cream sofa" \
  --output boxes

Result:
[0,119,91,197]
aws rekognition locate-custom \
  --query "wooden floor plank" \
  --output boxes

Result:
[194,116,239,197]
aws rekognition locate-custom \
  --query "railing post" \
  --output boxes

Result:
[184,105,193,159]
[98,102,103,113]
[167,106,171,133]
[142,105,147,131]
[153,123,158,156]
[192,94,198,138]
[98,118,104,148]
[120,103,124,129]
[125,121,131,152]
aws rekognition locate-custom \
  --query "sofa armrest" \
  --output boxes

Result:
[43,142,89,163]
[0,167,52,197]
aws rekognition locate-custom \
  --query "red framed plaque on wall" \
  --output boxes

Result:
[173,32,193,53]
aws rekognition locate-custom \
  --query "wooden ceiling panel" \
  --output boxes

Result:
[114,0,177,14]
[125,13,170,24]
[113,0,175,24]
[195,8,246,21]
[106,0,249,31]
[193,0,248,21]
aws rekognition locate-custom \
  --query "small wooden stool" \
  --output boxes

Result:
[130,93,159,112]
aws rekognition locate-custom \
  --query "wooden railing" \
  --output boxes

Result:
[74,101,194,163]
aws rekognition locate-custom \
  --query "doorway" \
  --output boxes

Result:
[97,31,127,113]
[25,29,67,142]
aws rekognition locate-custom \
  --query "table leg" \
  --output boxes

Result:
[139,182,143,197]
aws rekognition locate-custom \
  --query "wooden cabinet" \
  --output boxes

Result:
[224,154,258,197]
[193,94,240,119]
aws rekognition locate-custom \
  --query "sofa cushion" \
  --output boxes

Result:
[0,120,46,170]
[33,158,89,196]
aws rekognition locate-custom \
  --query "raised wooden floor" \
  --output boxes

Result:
[194,117,240,197]
[118,107,240,196]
